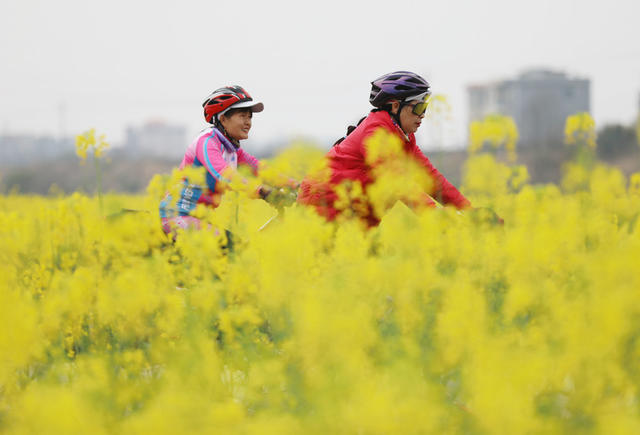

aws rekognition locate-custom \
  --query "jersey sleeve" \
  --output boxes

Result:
[237,148,260,175]
[408,144,471,209]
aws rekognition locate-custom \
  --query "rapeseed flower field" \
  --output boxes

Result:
[1,126,640,434]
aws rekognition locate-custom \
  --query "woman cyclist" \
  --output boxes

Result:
[159,85,266,235]
[298,71,471,226]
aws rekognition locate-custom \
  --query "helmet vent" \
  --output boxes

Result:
[368,71,430,108]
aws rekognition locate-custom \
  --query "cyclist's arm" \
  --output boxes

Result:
[197,135,262,197]
[237,148,260,176]
[408,144,471,209]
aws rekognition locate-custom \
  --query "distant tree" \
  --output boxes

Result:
[597,124,637,160]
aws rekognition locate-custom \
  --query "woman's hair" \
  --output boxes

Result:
[379,103,393,113]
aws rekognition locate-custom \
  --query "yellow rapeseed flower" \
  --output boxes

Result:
[564,112,596,148]
[2,141,640,433]
[75,128,110,160]
[469,113,519,161]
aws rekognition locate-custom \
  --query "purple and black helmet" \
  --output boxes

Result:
[369,71,431,107]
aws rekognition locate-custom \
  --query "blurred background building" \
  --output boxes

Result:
[0,134,74,167]
[468,69,590,147]
[124,120,187,158]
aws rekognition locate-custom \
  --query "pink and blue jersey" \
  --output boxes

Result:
[159,127,260,219]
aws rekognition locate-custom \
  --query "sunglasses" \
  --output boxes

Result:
[409,97,431,116]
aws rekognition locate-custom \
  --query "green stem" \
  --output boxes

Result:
[94,153,103,217]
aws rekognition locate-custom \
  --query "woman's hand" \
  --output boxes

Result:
[258,185,273,199]
[467,207,505,226]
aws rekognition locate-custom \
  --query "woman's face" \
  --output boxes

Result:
[391,101,425,135]
[219,109,253,141]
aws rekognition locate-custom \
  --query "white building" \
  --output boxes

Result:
[468,69,590,147]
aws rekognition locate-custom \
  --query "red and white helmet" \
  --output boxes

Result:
[202,85,264,124]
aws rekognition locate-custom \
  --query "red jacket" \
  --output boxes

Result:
[298,110,470,226]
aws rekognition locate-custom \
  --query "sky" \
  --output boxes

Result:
[1,0,639,153]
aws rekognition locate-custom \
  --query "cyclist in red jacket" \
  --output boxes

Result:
[298,71,471,226]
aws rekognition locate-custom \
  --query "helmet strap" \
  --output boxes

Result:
[214,117,240,148]
[385,101,411,140]
[388,100,407,127]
